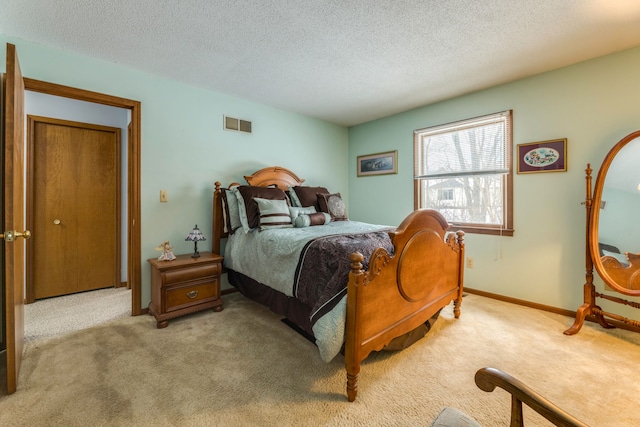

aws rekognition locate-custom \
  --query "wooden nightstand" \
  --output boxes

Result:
[148,251,224,328]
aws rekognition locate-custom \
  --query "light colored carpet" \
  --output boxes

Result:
[24,287,131,344]
[2,292,640,426]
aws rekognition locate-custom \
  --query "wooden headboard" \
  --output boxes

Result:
[212,166,305,254]
[244,166,305,190]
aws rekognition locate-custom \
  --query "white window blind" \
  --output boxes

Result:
[415,111,510,179]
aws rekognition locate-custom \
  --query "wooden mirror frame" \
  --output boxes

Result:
[590,130,640,295]
[565,130,640,335]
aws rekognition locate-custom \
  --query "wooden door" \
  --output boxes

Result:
[3,43,28,395]
[29,116,120,300]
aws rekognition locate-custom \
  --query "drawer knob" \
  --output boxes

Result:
[186,290,199,299]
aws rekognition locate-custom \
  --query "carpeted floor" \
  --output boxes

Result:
[2,292,640,426]
[24,287,131,344]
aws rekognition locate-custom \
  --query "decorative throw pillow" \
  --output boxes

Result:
[317,193,348,221]
[221,187,242,234]
[289,186,330,211]
[221,193,230,233]
[254,197,293,230]
[294,212,331,228]
[289,206,316,221]
[234,185,288,232]
[284,190,293,207]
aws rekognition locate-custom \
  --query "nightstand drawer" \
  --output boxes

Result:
[163,263,220,285]
[165,280,218,311]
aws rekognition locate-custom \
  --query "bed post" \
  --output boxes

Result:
[213,182,224,255]
[454,230,465,319]
[345,252,365,402]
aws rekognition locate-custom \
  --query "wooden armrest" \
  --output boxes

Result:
[474,367,589,427]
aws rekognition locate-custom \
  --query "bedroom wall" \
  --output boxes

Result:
[1,35,349,306]
[348,45,640,320]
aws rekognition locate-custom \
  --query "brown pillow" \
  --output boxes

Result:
[308,212,330,226]
[290,186,329,211]
[317,193,348,221]
[236,186,288,231]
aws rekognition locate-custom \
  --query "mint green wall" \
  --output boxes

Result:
[1,35,349,308]
[348,46,640,318]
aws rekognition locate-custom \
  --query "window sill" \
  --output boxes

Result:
[447,225,514,237]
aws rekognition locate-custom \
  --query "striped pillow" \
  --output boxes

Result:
[254,197,293,230]
[235,185,288,233]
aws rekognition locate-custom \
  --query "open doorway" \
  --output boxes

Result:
[23,92,132,342]
[25,95,126,300]
[23,78,142,317]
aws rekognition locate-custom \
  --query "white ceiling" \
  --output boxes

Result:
[2,0,640,127]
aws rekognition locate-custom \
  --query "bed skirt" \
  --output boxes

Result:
[227,269,315,336]
[226,268,439,352]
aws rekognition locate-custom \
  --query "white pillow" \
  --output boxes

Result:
[254,197,293,231]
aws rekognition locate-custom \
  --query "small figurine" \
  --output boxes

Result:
[155,240,176,261]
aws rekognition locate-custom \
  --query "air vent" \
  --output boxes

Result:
[224,116,252,134]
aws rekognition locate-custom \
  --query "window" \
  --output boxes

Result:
[414,110,513,236]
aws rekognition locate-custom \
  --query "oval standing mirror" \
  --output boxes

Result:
[565,130,640,335]
[590,131,640,294]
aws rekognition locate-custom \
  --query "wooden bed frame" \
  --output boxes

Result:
[213,166,465,401]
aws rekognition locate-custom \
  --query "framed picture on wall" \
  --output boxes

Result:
[357,150,398,177]
[517,139,567,173]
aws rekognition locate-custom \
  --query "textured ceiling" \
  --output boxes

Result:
[2,0,640,126]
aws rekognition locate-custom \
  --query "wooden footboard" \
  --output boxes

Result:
[344,209,465,401]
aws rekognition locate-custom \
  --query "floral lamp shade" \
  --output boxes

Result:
[185,224,206,258]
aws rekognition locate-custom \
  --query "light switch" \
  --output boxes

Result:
[160,190,168,202]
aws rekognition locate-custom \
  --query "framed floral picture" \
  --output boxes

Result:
[517,139,567,173]
[357,150,398,177]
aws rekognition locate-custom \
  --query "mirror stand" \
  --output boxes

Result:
[564,165,613,334]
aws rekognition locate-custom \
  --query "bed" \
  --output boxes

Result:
[212,166,465,401]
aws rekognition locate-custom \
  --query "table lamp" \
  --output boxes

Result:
[185,224,206,258]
